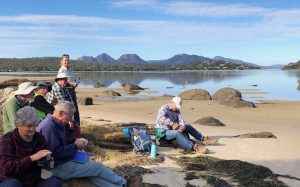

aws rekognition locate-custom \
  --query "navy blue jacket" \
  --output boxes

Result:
[36,114,77,166]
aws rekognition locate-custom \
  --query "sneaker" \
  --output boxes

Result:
[202,137,218,146]
[193,144,208,154]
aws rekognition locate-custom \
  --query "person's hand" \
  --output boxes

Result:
[172,123,180,130]
[74,138,86,150]
[178,126,186,133]
[49,159,55,169]
[68,121,75,128]
[30,150,51,162]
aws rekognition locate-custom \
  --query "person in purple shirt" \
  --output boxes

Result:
[156,97,218,154]
[36,101,127,187]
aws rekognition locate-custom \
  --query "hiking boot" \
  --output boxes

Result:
[193,144,208,154]
[202,137,218,146]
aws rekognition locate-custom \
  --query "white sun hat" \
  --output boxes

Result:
[55,72,71,82]
[171,96,182,109]
[14,82,38,95]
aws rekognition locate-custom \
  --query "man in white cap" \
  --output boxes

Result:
[2,82,37,133]
[156,96,217,154]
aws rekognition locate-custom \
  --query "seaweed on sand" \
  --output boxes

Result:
[176,156,288,187]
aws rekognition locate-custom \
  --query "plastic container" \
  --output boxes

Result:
[73,151,90,163]
[123,128,130,138]
[150,137,157,158]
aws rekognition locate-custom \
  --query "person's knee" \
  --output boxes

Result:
[50,177,63,187]
[1,178,23,187]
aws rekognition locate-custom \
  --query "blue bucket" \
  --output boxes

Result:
[123,128,130,138]
[73,151,90,163]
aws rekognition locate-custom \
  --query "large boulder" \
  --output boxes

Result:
[212,87,255,108]
[102,90,121,96]
[194,116,225,126]
[212,87,242,100]
[78,97,93,105]
[218,97,255,108]
[179,89,211,100]
[122,84,144,91]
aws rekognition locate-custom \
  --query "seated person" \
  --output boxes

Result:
[0,106,63,187]
[2,82,37,133]
[31,81,54,120]
[36,101,127,187]
[156,97,217,154]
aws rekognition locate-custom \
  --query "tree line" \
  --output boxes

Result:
[0,57,259,72]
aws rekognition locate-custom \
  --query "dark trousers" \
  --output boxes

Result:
[0,177,63,187]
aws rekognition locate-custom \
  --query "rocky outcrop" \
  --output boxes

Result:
[122,84,144,91]
[0,78,30,89]
[0,87,15,109]
[102,90,121,96]
[212,87,255,108]
[93,82,105,88]
[194,116,225,126]
[78,97,93,105]
[179,89,211,100]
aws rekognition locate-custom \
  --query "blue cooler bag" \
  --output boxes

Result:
[73,151,90,163]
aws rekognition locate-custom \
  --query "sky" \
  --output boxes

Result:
[0,0,300,65]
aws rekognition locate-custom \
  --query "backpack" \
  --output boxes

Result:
[126,126,152,153]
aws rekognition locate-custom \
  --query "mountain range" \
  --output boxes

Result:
[76,53,284,69]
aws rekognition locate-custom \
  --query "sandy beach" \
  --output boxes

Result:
[1,76,300,186]
[74,86,300,187]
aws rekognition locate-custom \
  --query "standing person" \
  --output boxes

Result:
[2,82,37,133]
[156,97,218,154]
[57,54,80,126]
[30,81,54,120]
[0,106,63,187]
[36,101,127,187]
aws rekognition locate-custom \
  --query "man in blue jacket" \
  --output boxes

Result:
[36,101,127,187]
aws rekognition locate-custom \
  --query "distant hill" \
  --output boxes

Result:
[117,54,148,64]
[149,54,211,65]
[213,56,260,68]
[96,53,118,64]
[282,60,300,70]
[77,56,97,63]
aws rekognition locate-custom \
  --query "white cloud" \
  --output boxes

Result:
[164,1,268,17]
[0,7,299,59]
[111,0,269,17]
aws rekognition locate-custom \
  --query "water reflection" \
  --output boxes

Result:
[78,70,246,87]
[1,70,299,101]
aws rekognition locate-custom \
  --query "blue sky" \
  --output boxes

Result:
[0,0,300,65]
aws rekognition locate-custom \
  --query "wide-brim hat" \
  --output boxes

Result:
[14,82,38,95]
[36,80,52,92]
[55,72,71,82]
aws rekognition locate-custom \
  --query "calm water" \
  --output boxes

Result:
[1,70,300,102]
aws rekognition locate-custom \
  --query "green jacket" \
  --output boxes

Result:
[2,96,27,133]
